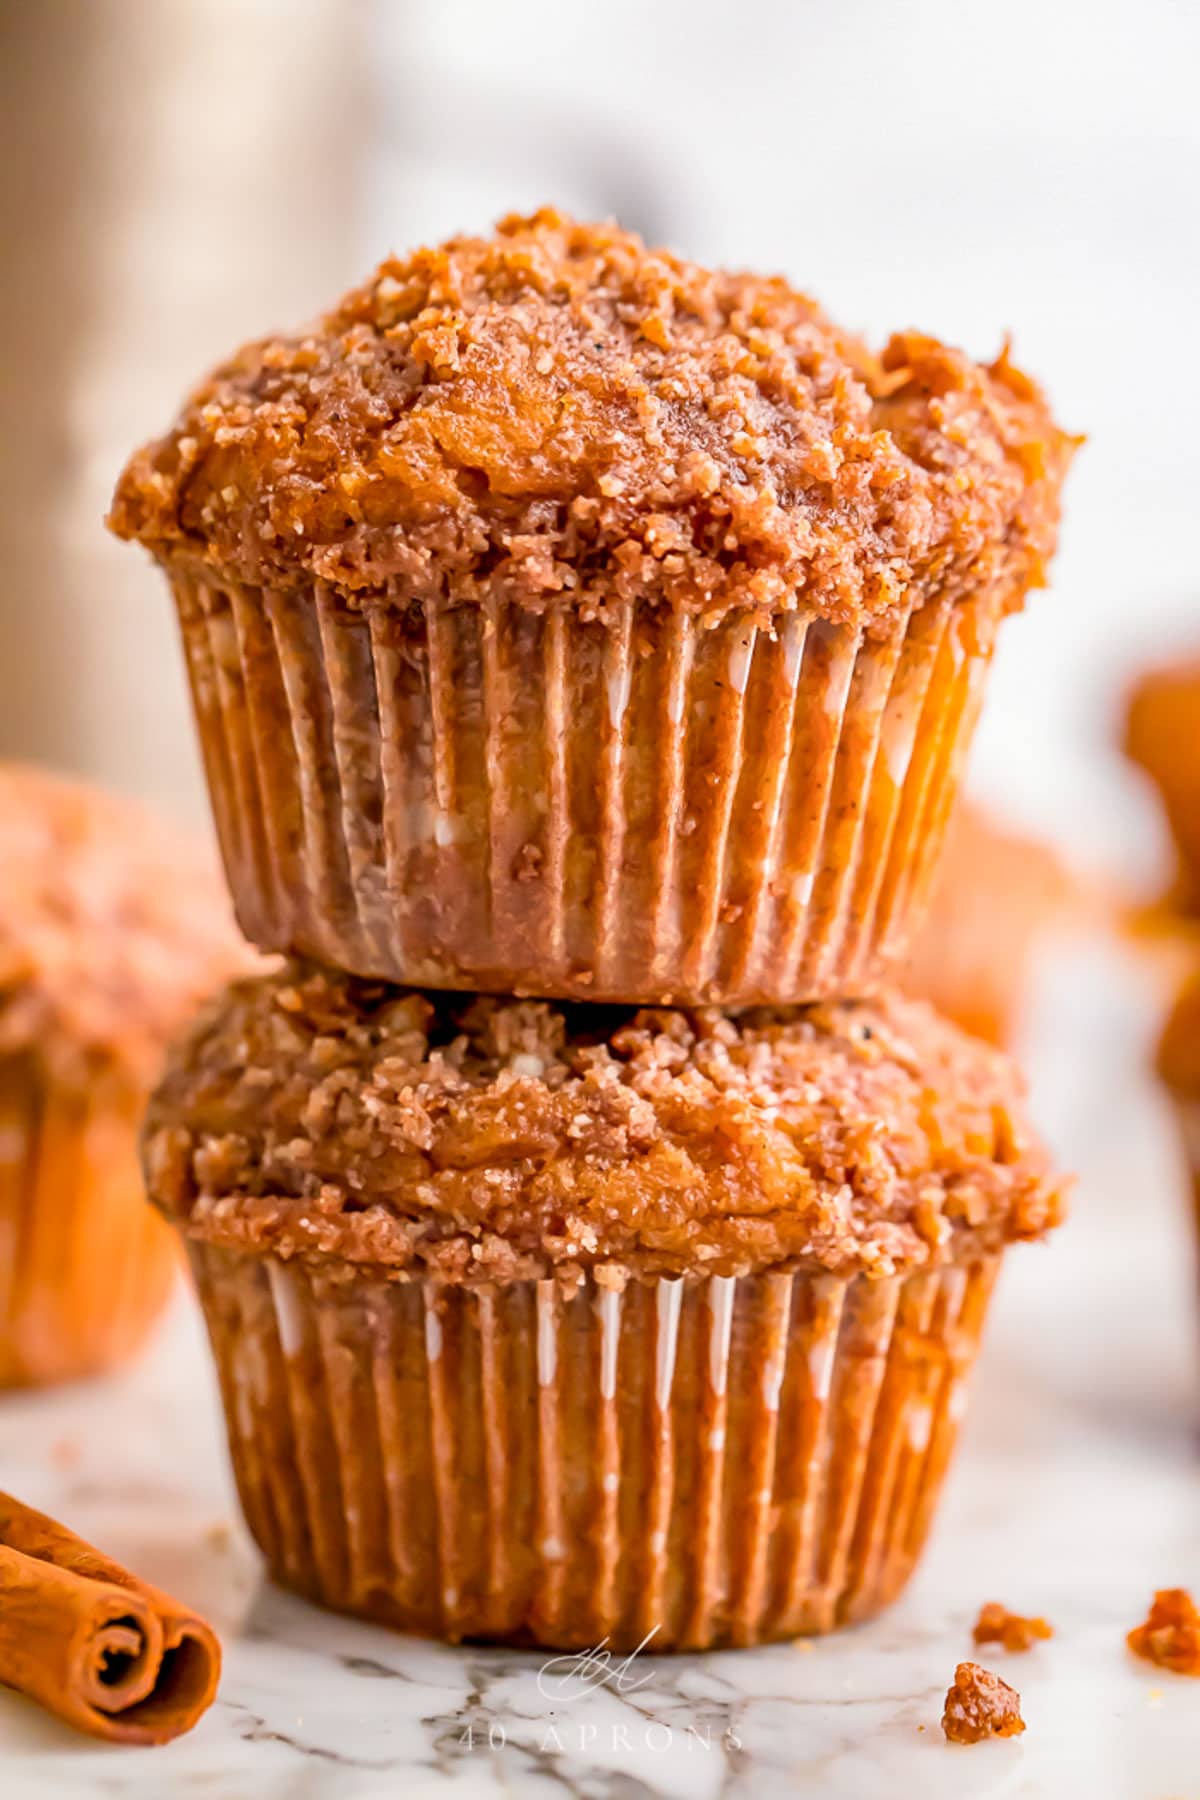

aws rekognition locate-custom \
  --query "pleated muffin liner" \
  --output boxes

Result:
[172,574,1004,1005]
[189,1240,1000,1651]
[0,1056,177,1387]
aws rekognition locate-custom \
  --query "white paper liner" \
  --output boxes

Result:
[173,577,1004,1005]
[191,1243,1000,1650]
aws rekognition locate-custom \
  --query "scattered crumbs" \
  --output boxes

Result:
[1127,1589,1200,1677]
[1146,1689,1164,1709]
[942,1662,1026,1745]
[206,1521,233,1553]
[793,1639,815,1654]
[50,1437,81,1471]
[972,1601,1053,1653]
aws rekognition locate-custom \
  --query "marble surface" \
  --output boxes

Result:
[1,941,1198,1799]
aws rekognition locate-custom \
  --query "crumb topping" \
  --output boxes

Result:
[144,962,1067,1282]
[972,1602,1053,1653]
[1127,1589,1200,1676]
[941,1662,1026,1743]
[109,209,1075,630]
[0,763,253,1085]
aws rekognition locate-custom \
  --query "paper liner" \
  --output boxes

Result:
[0,1057,177,1387]
[189,1242,999,1650]
[172,576,1004,1004]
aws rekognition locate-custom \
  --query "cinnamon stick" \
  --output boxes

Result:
[0,1491,220,1743]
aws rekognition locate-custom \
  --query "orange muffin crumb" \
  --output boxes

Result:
[972,1602,1053,1652]
[941,1662,1026,1743]
[1127,1589,1200,1676]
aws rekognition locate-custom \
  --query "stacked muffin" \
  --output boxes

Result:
[110,211,1074,1649]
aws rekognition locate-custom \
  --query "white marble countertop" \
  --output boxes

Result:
[1,941,1198,1799]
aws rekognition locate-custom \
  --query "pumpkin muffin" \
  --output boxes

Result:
[110,210,1076,1007]
[144,961,1067,1649]
[1158,969,1200,1292]
[1126,656,1200,917]
[903,806,1078,1048]
[0,762,252,1386]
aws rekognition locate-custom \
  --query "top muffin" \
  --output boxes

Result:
[110,209,1074,627]
[0,762,253,1087]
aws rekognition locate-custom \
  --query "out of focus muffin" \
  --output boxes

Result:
[902,806,1077,1048]
[1126,656,1200,917]
[1158,970,1200,1301]
[0,762,252,1386]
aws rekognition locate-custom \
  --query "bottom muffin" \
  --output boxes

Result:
[145,966,1067,1649]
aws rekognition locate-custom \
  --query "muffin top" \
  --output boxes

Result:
[1159,971,1200,1097]
[0,763,253,1087]
[145,962,1066,1284]
[110,209,1075,630]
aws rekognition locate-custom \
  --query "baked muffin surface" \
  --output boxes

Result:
[146,962,1066,1283]
[111,210,1074,628]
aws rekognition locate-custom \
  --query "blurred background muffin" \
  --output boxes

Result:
[0,762,252,1386]
[1125,655,1200,918]
[903,806,1085,1050]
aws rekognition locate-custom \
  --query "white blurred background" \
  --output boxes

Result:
[1,0,1196,888]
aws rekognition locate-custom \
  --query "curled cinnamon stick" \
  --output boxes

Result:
[0,1491,220,1743]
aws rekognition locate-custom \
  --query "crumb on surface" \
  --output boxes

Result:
[1127,1589,1200,1676]
[942,1661,1026,1744]
[972,1601,1053,1653]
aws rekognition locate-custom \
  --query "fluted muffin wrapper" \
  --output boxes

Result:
[172,575,1004,1004]
[189,1241,999,1650]
[0,1057,177,1387]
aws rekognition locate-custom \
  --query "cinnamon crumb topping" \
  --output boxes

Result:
[144,962,1068,1282]
[941,1662,1026,1743]
[1127,1589,1200,1676]
[972,1602,1053,1653]
[110,210,1075,629]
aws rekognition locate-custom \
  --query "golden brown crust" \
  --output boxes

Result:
[941,1663,1026,1743]
[110,210,1075,630]
[0,763,254,1086]
[972,1601,1053,1652]
[1158,971,1200,1096]
[1127,1589,1200,1676]
[144,962,1067,1283]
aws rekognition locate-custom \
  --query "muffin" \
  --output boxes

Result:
[1158,970,1200,1285]
[902,806,1078,1047]
[0,762,252,1386]
[110,210,1076,1007]
[144,962,1066,1649]
[1126,656,1200,918]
